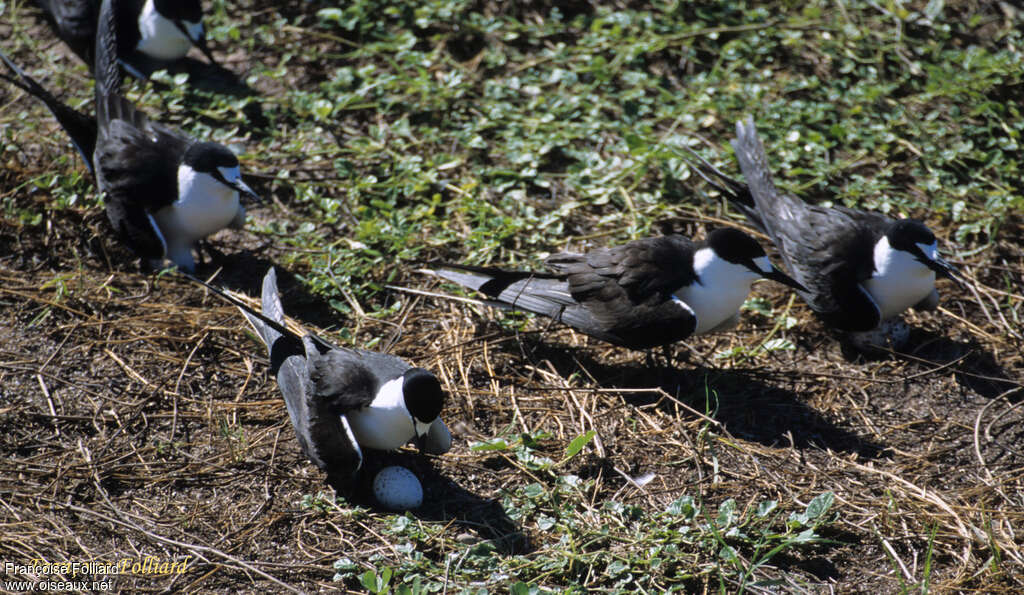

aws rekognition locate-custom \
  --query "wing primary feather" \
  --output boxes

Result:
[429,263,574,320]
[0,49,98,176]
[95,0,123,100]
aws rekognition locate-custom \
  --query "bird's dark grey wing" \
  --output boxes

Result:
[429,262,578,320]
[546,237,700,348]
[240,334,362,477]
[730,116,886,331]
[730,116,811,244]
[0,50,97,177]
[782,206,883,330]
[569,295,699,349]
[830,205,893,231]
[550,236,699,304]
[95,0,123,98]
[188,267,365,476]
[242,268,364,476]
[350,348,412,383]
[432,249,699,349]
[93,93,190,259]
[305,343,414,415]
[94,86,190,152]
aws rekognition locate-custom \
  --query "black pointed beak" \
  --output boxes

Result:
[923,254,966,289]
[762,265,807,292]
[229,178,262,203]
[212,168,262,203]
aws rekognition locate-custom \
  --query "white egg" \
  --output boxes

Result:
[373,466,423,511]
[850,318,911,352]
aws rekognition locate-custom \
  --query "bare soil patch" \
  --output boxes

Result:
[1,3,1022,592]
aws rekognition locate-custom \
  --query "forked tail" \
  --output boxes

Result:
[729,116,793,231]
[0,50,98,176]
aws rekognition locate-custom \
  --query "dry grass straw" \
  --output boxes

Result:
[0,38,1022,592]
[1,205,1022,592]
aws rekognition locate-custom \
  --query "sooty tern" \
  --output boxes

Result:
[0,38,257,272]
[425,228,806,350]
[186,268,452,478]
[35,0,218,78]
[686,116,964,348]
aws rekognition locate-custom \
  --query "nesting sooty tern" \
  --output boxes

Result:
[35,0,218,78]
[186,268,452,478]
[0,28,257,272]
[426,228,806,350]
[686,116,964,346]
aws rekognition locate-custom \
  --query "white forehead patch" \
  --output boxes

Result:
[916,241,939,261]
[184,21,204,43]
[753,255,772,274]
[218,166,241,184]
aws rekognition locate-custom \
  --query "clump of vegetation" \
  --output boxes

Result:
[0,0,1021,593]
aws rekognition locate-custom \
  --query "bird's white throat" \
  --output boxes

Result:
[146,164,242,270]
[136,0,202,60]
[344,376,418,451]
[159,164,242,237]
[676,248,763,335]
[863,236,937,320]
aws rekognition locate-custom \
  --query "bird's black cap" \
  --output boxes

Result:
[705,227,767,264]
[154,0,203,23]
[885,219,936,251]
[402,368,445,424]
[183,142,239,172]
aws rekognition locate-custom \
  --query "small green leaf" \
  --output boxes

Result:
[510,582,539,595]
[317,8,343,22]
[523,483,545,499]
[666,496,697,518]
[606,560,629,576]
[742,297,773,316]
[791,528,821,543]
[471,437,510,451]
[719,545,739,565]
[624,133,646,153]
[360,570,381,593]
[757,500,778,518]
[804,491,835,521]
[564,430,596,459]
[716,499,738,528]
[761,338,795,352]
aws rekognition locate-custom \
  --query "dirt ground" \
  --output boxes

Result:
[2,6,1024,595]
[2,175,1022,593]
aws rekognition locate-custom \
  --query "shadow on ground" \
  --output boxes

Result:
[325,452,527,555]
[490,333,887,459]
